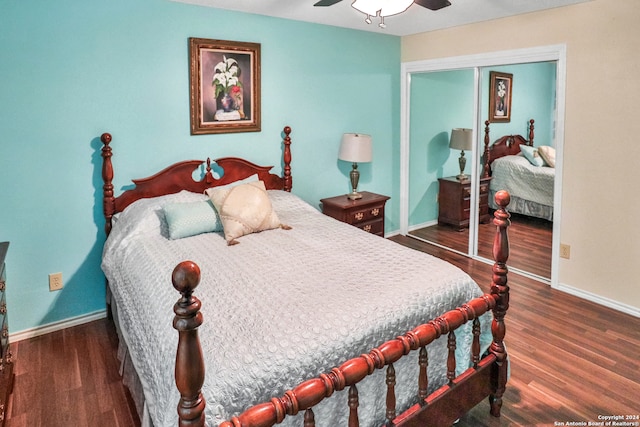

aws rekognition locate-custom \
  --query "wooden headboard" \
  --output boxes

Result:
[482,119,535,178]
[100,126,293,235]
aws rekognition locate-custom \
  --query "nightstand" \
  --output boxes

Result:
[320,191,390,237]
[437,176,491,231]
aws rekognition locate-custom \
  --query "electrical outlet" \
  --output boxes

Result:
[560,244,571,259]
[49,272,63,291]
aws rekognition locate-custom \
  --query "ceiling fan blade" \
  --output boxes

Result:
[414,0,452,11]
[314,0,343,6]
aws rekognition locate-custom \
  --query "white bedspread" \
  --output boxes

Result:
[490,154,555,207]
[102,190,492,427]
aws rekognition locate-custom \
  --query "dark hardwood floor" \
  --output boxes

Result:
[390,235,640,426]
[6,319,139,427]
[6,235,639,426]
[410,213,553,279]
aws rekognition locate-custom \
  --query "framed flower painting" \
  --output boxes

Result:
[189,38,261,134]
[488,71,513,123]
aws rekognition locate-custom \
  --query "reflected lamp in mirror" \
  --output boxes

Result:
[449,128,473,181]
[338,133,372,200]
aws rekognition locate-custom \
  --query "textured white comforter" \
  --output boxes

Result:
[102,190,492,427]
[490,154,555,207]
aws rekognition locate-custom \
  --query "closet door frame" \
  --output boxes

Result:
[399,44,566,287]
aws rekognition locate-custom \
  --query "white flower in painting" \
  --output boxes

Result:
[212,56,241,98]
[497,80,506,98]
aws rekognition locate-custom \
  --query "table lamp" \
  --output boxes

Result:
[450,128,473,180]
[338,133,372,200]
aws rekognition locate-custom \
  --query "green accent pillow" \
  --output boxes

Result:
[163,200,222,240]
[520,144,544,167]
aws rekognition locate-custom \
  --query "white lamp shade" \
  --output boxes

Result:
[449,128,473,151]
[338,133,373,163]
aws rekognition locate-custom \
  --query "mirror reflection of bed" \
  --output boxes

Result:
[410,119,555,281]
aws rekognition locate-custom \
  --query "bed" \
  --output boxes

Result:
[483,119,555,221]
[99,126,512,427]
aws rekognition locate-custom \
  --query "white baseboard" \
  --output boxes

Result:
[10,309,108,343]
[385,219,435,238]
[408,220,437,233]
[556,282,640,318]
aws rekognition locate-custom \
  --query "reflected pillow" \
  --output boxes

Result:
[537,145,556,168]
[205,180,288,245]
[520,144,544,167]
[163,200,222,240]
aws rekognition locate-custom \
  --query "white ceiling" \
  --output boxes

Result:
[172,0,591,37]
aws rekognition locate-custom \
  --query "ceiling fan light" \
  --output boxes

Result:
[379,0,413,16]
[351,0,414,27]
[351,0,382,17]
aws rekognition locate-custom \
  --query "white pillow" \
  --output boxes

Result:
[537,145,556,168]
[205,180,289,245]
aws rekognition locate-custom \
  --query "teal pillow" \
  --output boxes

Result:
[520,144,544,167]
[163,200,222,239]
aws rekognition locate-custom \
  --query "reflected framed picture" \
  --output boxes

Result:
[189,38,261,135]
[488,71,513,123]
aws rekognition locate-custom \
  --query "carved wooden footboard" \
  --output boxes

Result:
[171,192,511,427]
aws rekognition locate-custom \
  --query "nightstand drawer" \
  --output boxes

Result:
[356,219,384,236]
[348,204,385,225]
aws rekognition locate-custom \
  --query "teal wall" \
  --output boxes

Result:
[407,62,556,228]
[480,62,557,147]
[408,70,475,226]
[0,0,400,333]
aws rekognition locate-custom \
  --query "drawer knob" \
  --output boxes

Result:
[371,208,380,216]
[0,303,5,315]
[363,224,372,233]
[0,282,4,292]
[355,212,364,221]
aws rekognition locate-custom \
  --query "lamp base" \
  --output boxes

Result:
[347,163,363,200]
[456,150,468,181]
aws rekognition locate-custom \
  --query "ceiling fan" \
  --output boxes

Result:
[314,0,451,9]
[314,0,452,28]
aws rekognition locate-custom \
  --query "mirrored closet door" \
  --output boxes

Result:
[406,69,476,256]
[402,53,563,284]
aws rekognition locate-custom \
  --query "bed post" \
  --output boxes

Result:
[482,120,491,178]
[283,126,292,192]
[172,261,206,427]
[488,190,511,417]
[528,119,535,146]
[101,133,115,236]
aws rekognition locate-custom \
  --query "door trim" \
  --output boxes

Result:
[400,44,566,288]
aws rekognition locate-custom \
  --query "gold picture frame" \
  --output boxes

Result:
[189,38,261,135]
[488,71,513,123]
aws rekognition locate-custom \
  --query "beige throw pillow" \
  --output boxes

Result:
[537,145,556,168]
[205,180,287,245]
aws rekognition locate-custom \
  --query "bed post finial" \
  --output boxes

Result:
[489,190,510,417]
[283,126,292,192]
[528,119,535,146]
[101,133,115,236]
[172,261,206,427]
[483,120,491,178]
